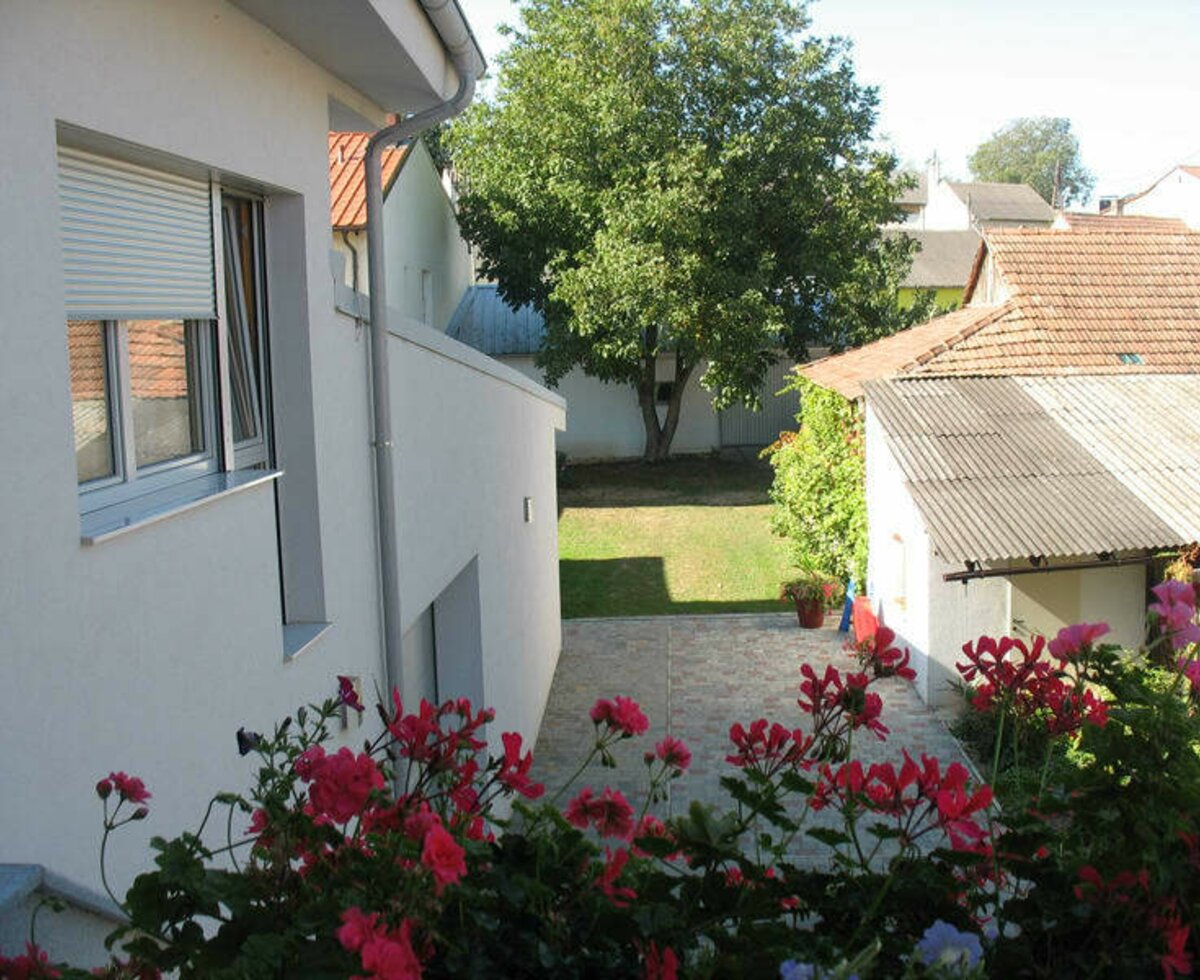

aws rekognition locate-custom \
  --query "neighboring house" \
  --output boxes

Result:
[887,158,1053,307]
[1,0,564,965]
[802,225,1200,706]
[446,284,801,458]
[886,228,981,310]
[329,132,474,331]
[1105,164,1200,228]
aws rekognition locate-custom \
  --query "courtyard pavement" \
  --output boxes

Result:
[531,612,978,862]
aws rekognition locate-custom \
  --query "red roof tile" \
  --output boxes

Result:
[800,225,1200,397]
[1057,212,1190,233]
[329,132,410,230]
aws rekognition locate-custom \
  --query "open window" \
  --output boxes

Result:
[60,146,273,520]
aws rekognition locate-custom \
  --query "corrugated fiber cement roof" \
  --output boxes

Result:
[865,374,1200,565]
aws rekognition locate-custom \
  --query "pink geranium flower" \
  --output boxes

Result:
[421,824,467,891]
[589,696,649,737]
[1048,622,1110,660]
[653,736,692,772]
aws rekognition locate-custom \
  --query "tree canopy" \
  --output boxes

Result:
[968,116,1095,208]
[449,0,921,460]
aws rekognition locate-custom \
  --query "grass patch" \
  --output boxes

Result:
[558,456,794,618]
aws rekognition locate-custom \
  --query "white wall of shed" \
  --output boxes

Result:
[866,405,1008,707]
[1011,564,1145,651]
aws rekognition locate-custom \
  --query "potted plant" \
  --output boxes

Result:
[780,571,845,628]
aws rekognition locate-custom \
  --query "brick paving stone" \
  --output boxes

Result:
[532,613,979,864]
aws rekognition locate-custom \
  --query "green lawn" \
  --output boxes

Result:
[557,456,795,618]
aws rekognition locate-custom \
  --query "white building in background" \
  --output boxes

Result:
[0,0,564,964]
[329,133,475,331]
[446,284,802,458]
[1107,164,1200,228]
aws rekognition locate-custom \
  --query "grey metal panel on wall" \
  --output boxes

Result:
[58,147,215,320]
[719,359,798,447]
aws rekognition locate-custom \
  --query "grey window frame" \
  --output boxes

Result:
[76,318,220,514]
[70,172,273,516]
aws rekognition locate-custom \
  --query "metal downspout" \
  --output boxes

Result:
[365,70,476,701]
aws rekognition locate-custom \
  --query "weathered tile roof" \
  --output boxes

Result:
[866,374,1200,564]
[1056,212,1190,233]
[799,225,1200,397]
[328,132,410,231]
[446,284,544,355]
[886,229,980,288]
[947,181,1055,223]
[800,305,1009,399]
[896,171,927,207]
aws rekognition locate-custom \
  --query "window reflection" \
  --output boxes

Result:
[68,320,114,483]
[129,320,203,469]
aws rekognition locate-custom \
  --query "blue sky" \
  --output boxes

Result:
[457,0,1200,206]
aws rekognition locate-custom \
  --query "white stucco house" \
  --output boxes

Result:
[1105,164,1200,229]
[446,284,801,458]
[803,222,1200,706]
[0,0,565,964]
[329,131,475,331]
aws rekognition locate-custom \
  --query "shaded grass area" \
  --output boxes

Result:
[558,457,793,618]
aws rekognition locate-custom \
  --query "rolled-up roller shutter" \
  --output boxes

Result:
[58,146,215,320]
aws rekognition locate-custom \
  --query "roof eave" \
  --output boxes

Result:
[229,0,486,112]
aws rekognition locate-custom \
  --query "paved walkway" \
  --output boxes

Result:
[532,613,977,861]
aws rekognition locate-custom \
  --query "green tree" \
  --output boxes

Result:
[968,116,1095,208]
[450,0,917,461]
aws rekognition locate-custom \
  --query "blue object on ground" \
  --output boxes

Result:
[838,578,856,632]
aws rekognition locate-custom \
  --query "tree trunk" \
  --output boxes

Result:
[639,348,694,463]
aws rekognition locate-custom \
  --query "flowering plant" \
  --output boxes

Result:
[781,571,846,609]
[10,594,1200,977]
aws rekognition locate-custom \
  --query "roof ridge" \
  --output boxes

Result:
[902,302,1015,370]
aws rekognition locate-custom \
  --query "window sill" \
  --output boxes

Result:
[283,621,333,661]
[81,469,282,545]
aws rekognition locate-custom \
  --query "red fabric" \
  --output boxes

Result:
[852,597,878,645]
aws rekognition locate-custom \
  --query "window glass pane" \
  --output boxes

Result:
[223,197,264,445]
[130,319,204,468]
[68,320,115,483]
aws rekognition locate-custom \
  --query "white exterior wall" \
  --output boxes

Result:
[0,1,563,961]
[1012,564,1145,651]
[866,406,1008,707]
[1122,169,1200,228]
[922,181,972,230]
[382,143,475,330]
[333,143,474,329]
[504,354,722,460]
[386,315,565,740]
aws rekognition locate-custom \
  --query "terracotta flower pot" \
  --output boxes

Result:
[794,597,826,629]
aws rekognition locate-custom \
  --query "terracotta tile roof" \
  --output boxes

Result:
[798,304,1008,399]
[801,225,1200,397]
[934,227,1200,374]
[1057,212,1190,233]
[328,132,410,230]
[68,320,192,400]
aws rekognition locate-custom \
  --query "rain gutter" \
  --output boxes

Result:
[365,0,479,701]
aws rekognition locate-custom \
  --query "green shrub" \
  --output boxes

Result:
[766,378,866,586]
